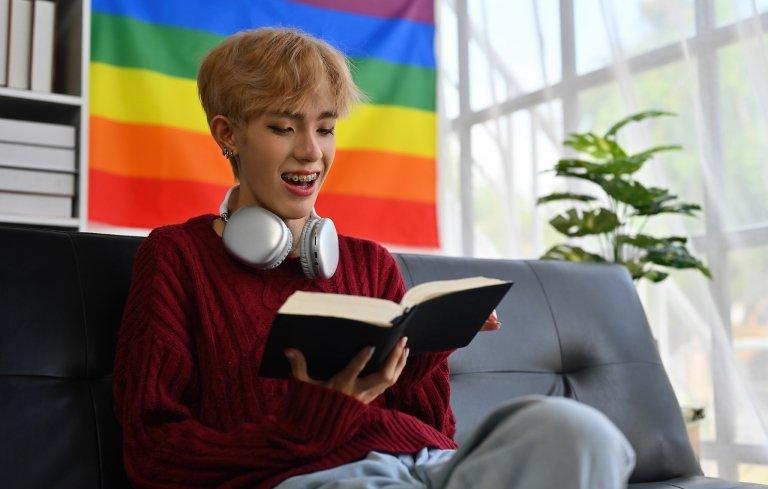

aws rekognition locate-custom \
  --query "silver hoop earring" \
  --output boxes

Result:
[222,147,235,158]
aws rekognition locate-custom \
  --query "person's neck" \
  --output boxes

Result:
[283,215,309,259]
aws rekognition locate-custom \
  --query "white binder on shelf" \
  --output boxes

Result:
[0,117,76,148]
[7,0,33,90]
[0,141,76,172]
[30,0,55,92]
[0,167,75,195]
[0,0,10,86]
[0,191,72,217]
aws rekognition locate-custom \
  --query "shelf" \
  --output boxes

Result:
[0,87,83,125]
[0,86,83,106]
[0,0,88,231]
[0,213,79,228]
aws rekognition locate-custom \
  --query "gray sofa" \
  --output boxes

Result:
[0,225,765,488]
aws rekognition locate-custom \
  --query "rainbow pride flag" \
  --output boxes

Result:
[89,0,438,248]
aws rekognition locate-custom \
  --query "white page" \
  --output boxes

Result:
[400,276,507,310]
[278,291,404,327]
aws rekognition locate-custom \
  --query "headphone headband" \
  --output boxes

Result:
[216,184,338,279]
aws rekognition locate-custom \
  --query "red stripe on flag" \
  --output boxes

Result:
[316,193,438,247]
[89,169,439,247]
[88,168,228,228]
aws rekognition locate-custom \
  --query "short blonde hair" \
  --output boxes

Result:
[197,27,366,178]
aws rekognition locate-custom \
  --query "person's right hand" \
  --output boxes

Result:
[284,336,410,404]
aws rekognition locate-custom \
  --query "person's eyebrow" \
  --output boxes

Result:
[268,110,337,121]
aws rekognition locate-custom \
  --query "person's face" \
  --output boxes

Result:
[231,78,337,221]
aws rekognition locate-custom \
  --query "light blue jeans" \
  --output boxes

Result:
[274,394,637,489]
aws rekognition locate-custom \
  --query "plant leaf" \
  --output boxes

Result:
[540,244,607,262]
[616,234,688,248]
[622,259,670,282]
[634,144,682,160]
[598,155,648,175]
[563,133,627,159]
[604,110,676,139]
[632,202,702,217]
[536,192,599,205]
[629,237,713,279]
[549,208,620,237]
[599,178,700,216]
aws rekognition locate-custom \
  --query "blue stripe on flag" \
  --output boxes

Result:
[91,0,436,69]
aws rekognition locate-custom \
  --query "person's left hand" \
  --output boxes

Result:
[480,309,501,332]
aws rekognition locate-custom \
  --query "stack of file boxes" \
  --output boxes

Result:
[0,117,76,218]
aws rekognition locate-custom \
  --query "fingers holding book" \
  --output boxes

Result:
[283,336,410,405]
[479,308,502,332]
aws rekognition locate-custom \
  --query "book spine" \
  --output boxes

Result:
[0,0,10,86]
[30,0,54,92]
[7,0,32,89]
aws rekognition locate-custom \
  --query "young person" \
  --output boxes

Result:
[112,27,636,489]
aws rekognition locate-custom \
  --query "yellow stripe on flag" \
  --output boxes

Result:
[90,62,207,133]
[89,62,436,158]
[336,104,435,158]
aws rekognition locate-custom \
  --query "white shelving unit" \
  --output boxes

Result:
[0,0,90,231]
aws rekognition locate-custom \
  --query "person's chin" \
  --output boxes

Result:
[279,204,314,221]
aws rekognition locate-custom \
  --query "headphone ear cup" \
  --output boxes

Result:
[299,217,319,279]
[222,206,292,269]
[299,217,339,280]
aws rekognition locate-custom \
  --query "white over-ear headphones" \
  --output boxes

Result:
[217,184,339,279]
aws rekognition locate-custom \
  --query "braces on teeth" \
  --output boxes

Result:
[284,173,318,182]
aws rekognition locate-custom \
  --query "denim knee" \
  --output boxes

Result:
[509,396,636,464]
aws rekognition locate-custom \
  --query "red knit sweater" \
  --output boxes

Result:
[112,213,458,489]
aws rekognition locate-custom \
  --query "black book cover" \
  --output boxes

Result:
[258,281,514,380]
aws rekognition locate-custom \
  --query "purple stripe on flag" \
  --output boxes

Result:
[291,0,434,25]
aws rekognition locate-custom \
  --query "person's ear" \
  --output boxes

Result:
[210,115,238,154]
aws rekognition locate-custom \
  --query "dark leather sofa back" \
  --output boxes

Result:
[0,227,703,488]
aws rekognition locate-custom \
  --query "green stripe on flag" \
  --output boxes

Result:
[91,12,435,112]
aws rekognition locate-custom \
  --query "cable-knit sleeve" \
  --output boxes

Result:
[113,230,370,488]
[372,243,457,440]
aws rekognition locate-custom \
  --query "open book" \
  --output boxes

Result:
[258,277,514,380]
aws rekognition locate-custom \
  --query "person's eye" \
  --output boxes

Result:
[268,126,293,135]
[318,127,335,136]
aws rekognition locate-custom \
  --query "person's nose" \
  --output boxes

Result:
[293,130,323,163]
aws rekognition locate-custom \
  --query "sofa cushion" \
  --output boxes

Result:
[394,253,702,484]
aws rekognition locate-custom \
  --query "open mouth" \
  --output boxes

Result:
[281,172,319,187]
[281,172,320,194]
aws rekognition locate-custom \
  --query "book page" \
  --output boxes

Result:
[278,291,405,327]
[400,276,508,310]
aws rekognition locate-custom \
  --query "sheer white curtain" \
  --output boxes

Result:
[435,0,768,482]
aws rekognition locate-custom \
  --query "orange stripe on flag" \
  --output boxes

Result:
[90,116,435,202]
[323,150,435,203]
[89,115,231,184]
[316,193,438,247]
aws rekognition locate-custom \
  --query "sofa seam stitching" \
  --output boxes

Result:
[67,233,105,489]
[449,360,664,377]
[524,261,565,374]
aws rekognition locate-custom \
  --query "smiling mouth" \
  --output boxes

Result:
[281,172,320,188]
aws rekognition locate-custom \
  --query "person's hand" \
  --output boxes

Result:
[284,336,410,404]
[479,309,501,332]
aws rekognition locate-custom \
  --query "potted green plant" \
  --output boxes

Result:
[536,110,711,283]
